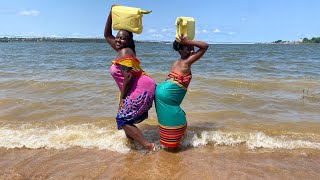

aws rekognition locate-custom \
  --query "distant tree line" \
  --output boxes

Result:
[302,37,320,43]
[271,37,320,44]
[0,37,157,43]
[0,37,106,43]
[0,37,159,44]
[273,40,287,43]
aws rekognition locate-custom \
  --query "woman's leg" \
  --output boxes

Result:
[122,124,154,151]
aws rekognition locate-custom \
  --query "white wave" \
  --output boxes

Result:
[1,124,320,151]
[184,130,320,150]
[0,124,131,153]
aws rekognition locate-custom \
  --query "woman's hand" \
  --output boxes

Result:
[177,34,188,44]
[109,4,119,15]
[118,99,124,111]
[111,4,119,9]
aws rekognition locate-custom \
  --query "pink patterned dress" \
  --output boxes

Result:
[110,56,155,129]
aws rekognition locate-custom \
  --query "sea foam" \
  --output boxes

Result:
[184,130,320,150]
[1,124,320,152]
[0,124,131,153]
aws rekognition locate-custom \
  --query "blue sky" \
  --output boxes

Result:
[0,0,319,43]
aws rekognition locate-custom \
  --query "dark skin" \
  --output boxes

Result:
[171,35,209,76]
[167,36,208,151]
[104,7,134,109]
[104,5,154,151]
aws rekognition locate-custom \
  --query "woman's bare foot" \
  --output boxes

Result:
[144,143,155,152]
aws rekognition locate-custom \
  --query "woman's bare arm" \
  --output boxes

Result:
[104,6,117,51]
[179,35,209,65]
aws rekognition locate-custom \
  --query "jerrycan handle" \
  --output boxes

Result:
[176,18,183,25]
[176,17,187,26]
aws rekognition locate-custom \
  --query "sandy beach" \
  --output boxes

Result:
[1,146,320,179]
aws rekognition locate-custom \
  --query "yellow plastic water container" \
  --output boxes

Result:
[175,17,195,40]
[112,5,151,34]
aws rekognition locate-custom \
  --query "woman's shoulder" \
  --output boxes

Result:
[114,53,140,65]
[117,48,135,59]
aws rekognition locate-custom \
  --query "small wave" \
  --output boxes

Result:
[183,130,320,150]
[303,89,320,103]
[1,124,320,152]
[0,124,131,153]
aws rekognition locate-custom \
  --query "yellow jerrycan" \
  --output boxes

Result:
[112,5,151,34]
[175,17,195,40]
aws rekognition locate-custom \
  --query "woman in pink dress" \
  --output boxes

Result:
[104,5,155,151]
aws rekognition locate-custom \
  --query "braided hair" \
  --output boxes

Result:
[173,40,184,51]
[124,30,136,54]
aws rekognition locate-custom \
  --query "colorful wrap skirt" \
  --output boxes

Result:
[110,60,155,130]
[155,79,188,147]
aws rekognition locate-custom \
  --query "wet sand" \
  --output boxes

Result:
[1,147,319,179]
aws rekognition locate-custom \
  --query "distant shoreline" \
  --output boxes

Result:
[0,37,106,43]
[1,37,319,44]
[0,37,244,44]
[0,37,176,44]
[0,37,261,44]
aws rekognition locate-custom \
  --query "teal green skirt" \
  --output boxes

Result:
[155,80,187,147]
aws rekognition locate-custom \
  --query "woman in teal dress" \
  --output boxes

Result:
[155,35,209,148]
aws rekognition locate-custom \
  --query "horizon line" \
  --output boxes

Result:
[0,36,261,44]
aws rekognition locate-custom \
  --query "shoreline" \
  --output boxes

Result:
[2,37,319,44]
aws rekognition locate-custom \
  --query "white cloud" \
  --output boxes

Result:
[228,32,234,35]
[213,28,221,33]
[202,29,208,33]
[151,34,163,38]
[19,10,40,16]
[50,34,60,38]
[148,28,157,33]
[71,33,81,37]
[241,17,247,21]
[161,28,175,34]
[28,32,42,37]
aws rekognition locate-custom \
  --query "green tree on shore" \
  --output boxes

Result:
[302,37,320,43]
